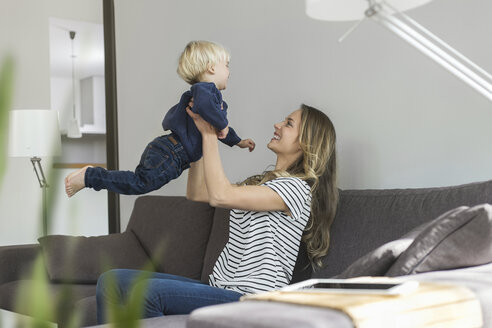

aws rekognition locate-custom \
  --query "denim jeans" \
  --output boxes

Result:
[85,134,190,195]
[96,269,242,324]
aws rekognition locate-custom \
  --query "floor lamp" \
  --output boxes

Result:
[8,109,62,236]
[305,0,492,102]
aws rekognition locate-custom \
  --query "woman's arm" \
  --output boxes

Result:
[188,108,289,213]
[186,158,209,203]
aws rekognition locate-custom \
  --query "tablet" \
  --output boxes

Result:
[281,279,419,295]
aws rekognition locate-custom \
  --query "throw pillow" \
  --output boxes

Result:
[38,232,153,283]
[386,204,492,276]
[336,206,466,278]
[336,239,413,278]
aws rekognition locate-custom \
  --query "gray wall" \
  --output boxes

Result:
[114,0,492,229]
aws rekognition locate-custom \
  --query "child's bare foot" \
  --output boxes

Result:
[65,165,92,197]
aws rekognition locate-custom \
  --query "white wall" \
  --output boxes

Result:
[0,0,107,246]
[0,0,51,245]
[114,0,492,230]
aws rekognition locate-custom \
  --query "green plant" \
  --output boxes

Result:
[0,55,14,184]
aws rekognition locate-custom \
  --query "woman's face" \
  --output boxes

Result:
[268,109,303,160]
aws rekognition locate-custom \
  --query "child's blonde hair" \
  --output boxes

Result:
[177,41,230,85]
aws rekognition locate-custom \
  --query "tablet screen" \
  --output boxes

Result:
[310,282,400,290]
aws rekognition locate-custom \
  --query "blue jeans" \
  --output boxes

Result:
[96,269,242,324]
[85,134,190,195]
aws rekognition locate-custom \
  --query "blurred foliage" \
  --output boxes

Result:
[0,55,14,184]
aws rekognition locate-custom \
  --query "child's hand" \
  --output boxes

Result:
[217,126,229,139]
[237,139,256,152]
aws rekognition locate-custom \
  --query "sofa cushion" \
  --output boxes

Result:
[387,204,492,276]
[336,239,413,279]
[38,232,151,283]
[127,196,215,281]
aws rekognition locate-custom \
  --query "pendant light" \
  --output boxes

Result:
[67,30,82,138]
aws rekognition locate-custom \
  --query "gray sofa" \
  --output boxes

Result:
[1,179,491,328]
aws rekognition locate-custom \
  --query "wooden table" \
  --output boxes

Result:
[242,279,482,328]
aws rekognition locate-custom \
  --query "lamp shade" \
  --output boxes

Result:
[8,109,62,157]
[305,0,433,21]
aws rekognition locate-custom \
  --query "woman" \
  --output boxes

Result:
[96,104,338,323]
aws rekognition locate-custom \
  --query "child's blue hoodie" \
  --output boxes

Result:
[162,82,241,163]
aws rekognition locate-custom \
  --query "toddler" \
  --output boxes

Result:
[65,40,255,197]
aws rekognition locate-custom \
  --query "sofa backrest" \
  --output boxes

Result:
[125,179,492,284]
[126,196,215,281]
[313,179,492,278]
[200,207,230,282]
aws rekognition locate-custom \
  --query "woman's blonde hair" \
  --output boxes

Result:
[241,104,338,268]
[177,41,230,85]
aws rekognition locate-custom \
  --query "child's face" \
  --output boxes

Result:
[213,60,230,90]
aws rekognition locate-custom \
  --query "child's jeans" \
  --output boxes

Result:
[85,133,190,195]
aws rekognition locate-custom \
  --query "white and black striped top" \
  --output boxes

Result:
[209,177,312,295]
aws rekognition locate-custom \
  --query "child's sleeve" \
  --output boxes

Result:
[192,83,228,130]
[219,127,241,147]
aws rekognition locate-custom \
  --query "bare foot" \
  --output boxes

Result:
[65,165,92,197]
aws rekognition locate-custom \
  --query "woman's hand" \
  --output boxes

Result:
[186,103,217,137]
[217,126,229,139]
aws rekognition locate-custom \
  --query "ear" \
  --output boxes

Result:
[207,64,216,74]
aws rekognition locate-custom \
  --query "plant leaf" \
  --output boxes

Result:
[0,55,14,184]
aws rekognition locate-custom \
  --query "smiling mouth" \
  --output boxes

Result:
[272,134,280,141]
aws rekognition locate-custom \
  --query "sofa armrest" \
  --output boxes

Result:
[188,301,354,328]
[0,244,40,284]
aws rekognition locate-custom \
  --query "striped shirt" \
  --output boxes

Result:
[209,177,312,294]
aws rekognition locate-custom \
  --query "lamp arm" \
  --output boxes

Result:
[392,5,492,82]
[338,16,366,43]
[30,157,49,188]
[367,2,492,102]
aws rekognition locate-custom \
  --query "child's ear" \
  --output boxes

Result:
[207,64,216,74]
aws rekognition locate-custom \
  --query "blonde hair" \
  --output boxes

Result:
[240,104,338,268]
[177,41,230,85]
